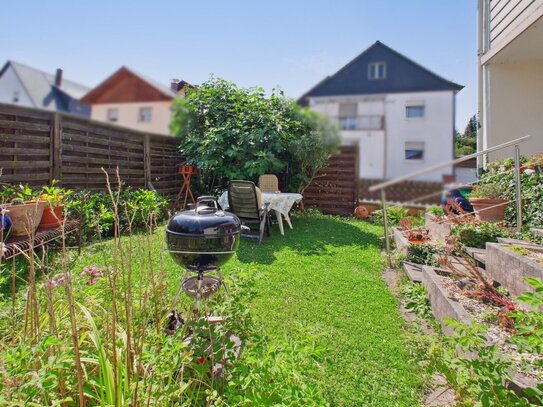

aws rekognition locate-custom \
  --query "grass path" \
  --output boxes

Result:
[222,214,425,406]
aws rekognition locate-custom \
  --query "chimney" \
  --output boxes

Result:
[170,78,179,92]
[54,68,63,87]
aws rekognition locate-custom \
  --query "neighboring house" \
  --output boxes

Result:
[299,41,463,183]
[0,60,90,116]
[80,66,190,135]
[478,0,543,166]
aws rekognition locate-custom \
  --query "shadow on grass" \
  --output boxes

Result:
[235,215,381,265]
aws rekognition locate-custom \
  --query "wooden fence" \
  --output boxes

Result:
[0,103,182,195]
[303,146,358,216]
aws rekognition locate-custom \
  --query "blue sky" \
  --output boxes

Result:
[1,0,477,129]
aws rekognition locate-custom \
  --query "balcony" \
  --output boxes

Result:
[335,115,384,131]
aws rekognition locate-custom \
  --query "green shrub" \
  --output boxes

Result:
[400,282,432,319]
[452,222,512,248]
[368,206,423,227]
[477,159,543,229]
[405,244,442,266]
[427,205,444,216]
[170,76,340,194]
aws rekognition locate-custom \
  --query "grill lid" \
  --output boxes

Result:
[166,196,242,238]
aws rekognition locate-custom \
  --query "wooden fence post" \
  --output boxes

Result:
[143,134,151,189]
[50,113,62,184]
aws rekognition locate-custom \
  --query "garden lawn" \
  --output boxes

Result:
[2,213,425,406]
[224,213,425,406]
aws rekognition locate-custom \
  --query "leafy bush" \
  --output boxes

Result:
[405,243,442,266]
[432,320,540,405]
[400,282,432,319]
[368,206,423,227]
[478,158,543,229]
[427,205,444,216]
[470,182,506,199]
[451,222,512,248]
[66,187,168,240]
[170,76,340,194]
[509,278,543,355]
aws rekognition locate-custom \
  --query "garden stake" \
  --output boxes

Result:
[514,144,522,233]
[381,189,392,268]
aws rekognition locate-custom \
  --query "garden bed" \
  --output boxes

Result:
[486,243,543,300]
[424,213,453,243]
[421,266,543,388]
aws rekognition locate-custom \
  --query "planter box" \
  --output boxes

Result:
[421,266,540,395]
[424,213,452,243]
[421,266,471,336]
[392,227,410,254]
[486,243,543,300]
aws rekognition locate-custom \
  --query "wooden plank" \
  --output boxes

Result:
[62,132,143,150]
[62,143,143,159]
[1,148,51,155]
[0,173,50,182]
[0,160,50,168]
[0,133,50,144]
[0,119,50,132]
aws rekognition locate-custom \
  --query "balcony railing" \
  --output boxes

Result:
[334,115,384,131]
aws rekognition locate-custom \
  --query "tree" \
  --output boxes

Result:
[454,114,479,157]
[170,77,340,194]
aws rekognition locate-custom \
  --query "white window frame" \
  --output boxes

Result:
[138,107,152,123]
[107,108,119,122]
[404,141,425,161]
[368,62,386,80]
[405,104,425,119]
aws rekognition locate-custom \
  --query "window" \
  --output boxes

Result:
[107,108,119,122]
[368,62,386,80]
[359,115,383,130]
[406,105,425,118]
[138,107,152,122]
[12,91,19,103]
[338,102,358,130]
[339,117,357,130]
[405,142,424,160]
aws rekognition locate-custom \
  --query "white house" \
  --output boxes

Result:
[478,0,543,166]
[299,41,463,183]
[81,66,191,135]
[0,60,90,116]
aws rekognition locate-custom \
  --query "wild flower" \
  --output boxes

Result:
[46,272,71,290]
[81,265,102,285]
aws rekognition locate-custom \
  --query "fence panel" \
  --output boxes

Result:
[303,146,358,215]
[0,103,182,195]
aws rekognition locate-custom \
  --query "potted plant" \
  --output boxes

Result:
[1,184,45,236]
[178,162,196,175]
[39,181,72,228]
[526,153,543,173]
[469,183,508,222]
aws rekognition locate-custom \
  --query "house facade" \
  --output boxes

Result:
[81,67,190,135]
[478,0,543,165]
[299,41,463,183]
[0,60,90,116]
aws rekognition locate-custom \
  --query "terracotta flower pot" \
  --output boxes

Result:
[470,198,508,222]
[40,205,64,229]
[8,201,46,236]
[179,165,196,175]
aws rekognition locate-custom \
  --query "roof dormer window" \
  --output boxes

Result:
[368,62,386,80]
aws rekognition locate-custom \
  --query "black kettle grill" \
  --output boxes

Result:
[166,196,244,309]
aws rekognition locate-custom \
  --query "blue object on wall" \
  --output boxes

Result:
[0,212,12,240]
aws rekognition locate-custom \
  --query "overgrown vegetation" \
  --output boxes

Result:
[477,155,543,229]
[405,243,442,266]
[452,222,512,248]
[368,205,424,227]
[454,114,478,158]
[170,76,340,194]
[0,189,426,405]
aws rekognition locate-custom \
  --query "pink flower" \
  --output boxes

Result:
[81,265,102,285]
[46,273,71,290]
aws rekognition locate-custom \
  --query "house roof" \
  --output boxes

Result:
[80,66,184,104]
[0,60,90,112]
[298,41,463,104]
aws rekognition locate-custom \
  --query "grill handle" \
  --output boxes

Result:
[195,196,218,213]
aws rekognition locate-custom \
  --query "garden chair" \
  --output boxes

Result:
[258,174,279,193]
[227,180,271,244]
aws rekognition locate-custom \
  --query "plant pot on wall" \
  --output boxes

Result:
[8,201,46,236]
[39,205,64,229]
[470,198,508,222]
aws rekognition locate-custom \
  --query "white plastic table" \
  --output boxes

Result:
[218,191,303,235]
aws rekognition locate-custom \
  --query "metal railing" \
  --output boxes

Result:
[334,115,385,131]
[368,135,532,267]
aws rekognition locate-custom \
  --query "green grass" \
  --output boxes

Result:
[223,213,425,406]
[1,213,426,406]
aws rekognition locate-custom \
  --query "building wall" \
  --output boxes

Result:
[0,66,34,107]
[384,91,454,182]
[488,0,543,51]
[308,90,454,182]
[90,101,173,135]
[486,62,543,161]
